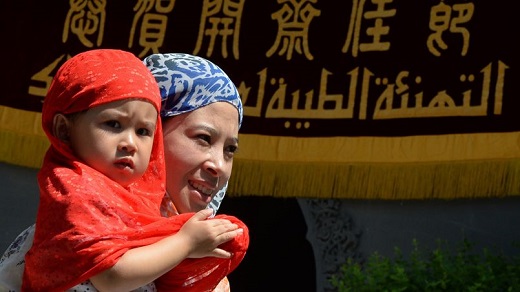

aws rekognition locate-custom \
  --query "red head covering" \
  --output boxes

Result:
[22,49,248,291]
[40,49,166,196]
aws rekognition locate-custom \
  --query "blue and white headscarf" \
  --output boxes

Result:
[144,53,243,128]
[143,53,243,215]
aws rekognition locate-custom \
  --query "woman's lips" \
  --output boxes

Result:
[190,180,214,197]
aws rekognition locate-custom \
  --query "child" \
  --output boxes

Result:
[22,49,248,291]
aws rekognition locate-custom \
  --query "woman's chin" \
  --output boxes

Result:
[189,190,212,210]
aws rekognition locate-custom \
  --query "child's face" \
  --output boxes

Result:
[68,99,158,187]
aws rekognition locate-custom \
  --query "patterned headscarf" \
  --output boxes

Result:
[143,53,243,214]
[143,53,243,127]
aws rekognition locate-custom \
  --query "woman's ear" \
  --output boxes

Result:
[53,113,71,142]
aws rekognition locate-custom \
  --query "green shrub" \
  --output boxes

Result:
[330,239,520,291]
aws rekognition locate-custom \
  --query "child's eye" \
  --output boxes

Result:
[136,128,152,137]
[105,120,121,128]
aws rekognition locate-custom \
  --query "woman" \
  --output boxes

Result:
[0,52,245,292]
[147,52,246,292]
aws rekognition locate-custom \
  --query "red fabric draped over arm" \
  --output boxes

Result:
[155,215,249,292]
[23,150,249,291]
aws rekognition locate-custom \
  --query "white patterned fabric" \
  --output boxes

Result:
[143,53,243,128]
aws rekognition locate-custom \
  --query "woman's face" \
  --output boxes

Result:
[162,102,240,214]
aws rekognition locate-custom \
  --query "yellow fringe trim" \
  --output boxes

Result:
[229,159,520,199]
[0,106,48,168]
[235,133,520,163]
[3,105,520,199]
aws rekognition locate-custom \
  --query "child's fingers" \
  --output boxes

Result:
[191,208,214,220]
[217,228,244,244]
[210,248,232,259]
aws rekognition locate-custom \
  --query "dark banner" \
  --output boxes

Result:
[2,1,520,200]
[0,0,516,138]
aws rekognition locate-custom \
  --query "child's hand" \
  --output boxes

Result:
[179,209,244,259]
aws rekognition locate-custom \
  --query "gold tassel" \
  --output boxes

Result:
[0,106,48,169]
[228,159,520,199]
[0,130,48,168]
[3,105,520,199]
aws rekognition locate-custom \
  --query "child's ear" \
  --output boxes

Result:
[53,113,71,142]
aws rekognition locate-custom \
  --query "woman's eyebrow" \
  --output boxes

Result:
[196,124,239,144]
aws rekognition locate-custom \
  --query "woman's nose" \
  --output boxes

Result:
[204,152,225,177]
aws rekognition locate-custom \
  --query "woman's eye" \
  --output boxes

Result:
[197,134,211,144]
[226,145,238,154]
